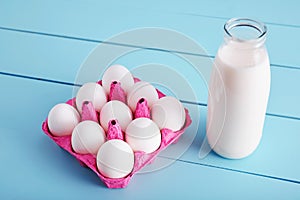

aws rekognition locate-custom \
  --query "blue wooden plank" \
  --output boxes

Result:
[0,31,300,119]
[0,1,299,67]
[2,121,300,200]
[0,30,96,83]
[0,74,299,188]
[1,126,300,200]
[179,107,300,183]
[1,1,299,198]
[268,67,300,118]
[1,111,300,199]
[1,0,300,29]
[121,0,300,27]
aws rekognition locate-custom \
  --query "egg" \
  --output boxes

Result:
[97,139,134,179]
[47,103,80,136]
[151,96,186,131]
[100,100,133,132]
[71,120,106,155]
[125,118,161,153]
[76,82,107,113]
[127,81,159,112]
[102,64,134,95]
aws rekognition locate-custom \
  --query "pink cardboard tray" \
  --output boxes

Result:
[42,79,192,188]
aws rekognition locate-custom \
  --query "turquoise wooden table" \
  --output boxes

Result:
[1,0,300,199]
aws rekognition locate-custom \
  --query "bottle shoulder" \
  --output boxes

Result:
[216,44,269,69]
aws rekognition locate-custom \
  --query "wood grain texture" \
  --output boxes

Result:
[0,0,299,198]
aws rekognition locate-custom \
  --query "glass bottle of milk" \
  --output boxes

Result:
[206,18,271,159]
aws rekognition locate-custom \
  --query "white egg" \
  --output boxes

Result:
[151,96,186,131]
[100,100,133,132]
[76,82,107,113]
[97,139,134,179]
[102,64,134,95]
[71,120,106,155]
[127,81,159,112]
[47,103,80,136]
[125,118,161,153]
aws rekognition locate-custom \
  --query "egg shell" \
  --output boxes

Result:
[100,100,133,132]
[71,120,106,155]
[125,118,161,153]
[76,82,107,113]
[47,103,80,136]
[127,81,159,112]
[102,64,134,95]
[97,139,134,179]
[151,96,186,131]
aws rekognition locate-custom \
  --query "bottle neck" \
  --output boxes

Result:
[224,18,267,49]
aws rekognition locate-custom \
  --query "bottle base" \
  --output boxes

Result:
[210,144,258,159]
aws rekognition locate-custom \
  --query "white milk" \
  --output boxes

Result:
[206,18,271,159]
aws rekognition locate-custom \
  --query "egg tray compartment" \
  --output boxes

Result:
[42,79,192,188]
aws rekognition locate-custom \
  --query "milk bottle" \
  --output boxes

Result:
[207,18,271,159]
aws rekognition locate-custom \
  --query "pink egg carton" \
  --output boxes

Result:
[42,78,192,188]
